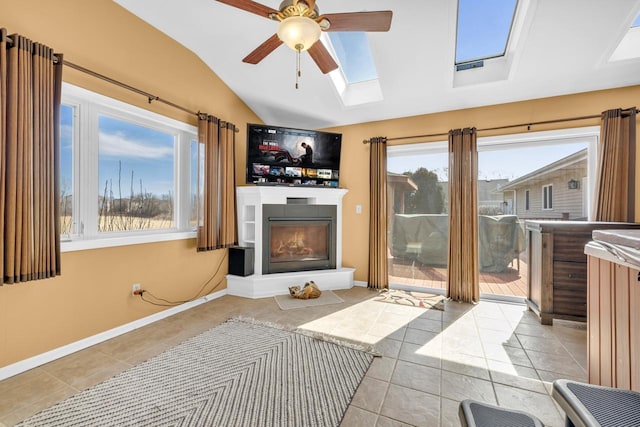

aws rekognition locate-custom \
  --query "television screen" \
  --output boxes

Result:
[246,123,342,187]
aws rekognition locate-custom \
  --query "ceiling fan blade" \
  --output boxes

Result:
[308,42,338,74]
[216,0,278,19]
[321,11,393,32]
[243,34,283,64]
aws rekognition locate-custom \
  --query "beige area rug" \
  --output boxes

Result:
[275,290,344,310]
[17,318,373,427]
[374,289,445,310]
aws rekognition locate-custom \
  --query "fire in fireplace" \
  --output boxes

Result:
[263,204,337,274]
[270,224,328,261]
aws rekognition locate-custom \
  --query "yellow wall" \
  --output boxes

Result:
[0,0,261,368]
[2,0,639,370]
[331,86,640,282]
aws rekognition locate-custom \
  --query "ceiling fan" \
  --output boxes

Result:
[217,0,392,79]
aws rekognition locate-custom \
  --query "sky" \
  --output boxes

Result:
[456,0,518,63]
[328,32,378,83]
[97,115,174,198]
[60,105,176,199]
[327,0,519,83]
[388,142,588,181]
[60,105,73,197]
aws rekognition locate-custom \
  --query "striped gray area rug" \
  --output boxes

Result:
[18,318,374,427]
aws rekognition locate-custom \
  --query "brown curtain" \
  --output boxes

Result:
[0,29,62,285]
[368,136,388,289]
[447,128,479,302]
[593,108,636,222]
[197,114,237,251]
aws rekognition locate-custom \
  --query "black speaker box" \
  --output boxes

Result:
[229,246,254,276]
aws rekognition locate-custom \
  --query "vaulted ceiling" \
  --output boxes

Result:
[115,0,640,130]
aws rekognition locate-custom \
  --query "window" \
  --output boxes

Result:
[480,128,597,220]
[609,12,640,61]
[189,139,203,228]
[327,32,378,84]
[323,33,383,107]
[60,104,75,236]
[60,83,198,250]
[455,0,518,64]
[97,115,176,232]
[543,184,553,210]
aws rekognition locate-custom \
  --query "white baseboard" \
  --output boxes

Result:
[0,289,227,382]
[353,280,368,287]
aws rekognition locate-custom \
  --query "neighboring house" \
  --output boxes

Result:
[387,172,418,215]
[500,149,587,220]
[437,179,508,214]
[478,179,509,214]
[387,172,419,244]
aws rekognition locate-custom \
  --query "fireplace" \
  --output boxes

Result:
[263,204,337,274]
[228,186,354,299]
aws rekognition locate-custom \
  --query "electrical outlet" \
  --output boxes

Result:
[131,283,141,296]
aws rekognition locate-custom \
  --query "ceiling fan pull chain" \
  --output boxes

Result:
[295,44,302,89]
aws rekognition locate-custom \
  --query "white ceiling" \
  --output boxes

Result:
[115,0,640,130]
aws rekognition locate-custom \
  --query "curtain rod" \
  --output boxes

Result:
[2,33,239,132]
[62,60,199,116]
[362,110,640,144]
[63,59,239,132]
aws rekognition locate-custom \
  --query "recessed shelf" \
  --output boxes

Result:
[244,224,255,242]
[244,205,256,222]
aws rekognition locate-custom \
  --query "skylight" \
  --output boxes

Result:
[327,32,378,84]
[455,0,518,64]
[609,11,640,61]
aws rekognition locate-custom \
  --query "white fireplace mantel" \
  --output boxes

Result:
[226,186,355,298]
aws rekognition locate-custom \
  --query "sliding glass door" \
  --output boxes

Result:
[387,142,449,292]
[476,128,597,300]
[386,128,598,299]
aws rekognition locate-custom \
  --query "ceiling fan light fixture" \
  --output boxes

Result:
[277,16,321,52]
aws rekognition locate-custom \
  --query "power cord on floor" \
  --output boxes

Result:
[134,250,228,307]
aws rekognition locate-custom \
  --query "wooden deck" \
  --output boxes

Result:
[389,255,528,297]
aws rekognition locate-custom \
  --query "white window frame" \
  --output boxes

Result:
[542,184,553,210]
[61,83,198,252]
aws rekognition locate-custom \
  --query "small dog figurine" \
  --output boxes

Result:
[288,281,321,299]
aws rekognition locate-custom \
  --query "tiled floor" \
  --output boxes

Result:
[0,287,586,427]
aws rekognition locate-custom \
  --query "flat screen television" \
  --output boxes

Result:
[246,123,342,187]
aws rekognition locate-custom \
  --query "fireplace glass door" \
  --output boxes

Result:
[266,220,333,273]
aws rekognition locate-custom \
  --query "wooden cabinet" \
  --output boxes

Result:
[526,221,640,324]
[586,243,640,391]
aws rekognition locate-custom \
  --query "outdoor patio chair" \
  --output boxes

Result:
[458,399,544,427]
[552,379,640,427]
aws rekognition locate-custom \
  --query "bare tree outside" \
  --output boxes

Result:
[60,181,73,235]
[98,161,173,232]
